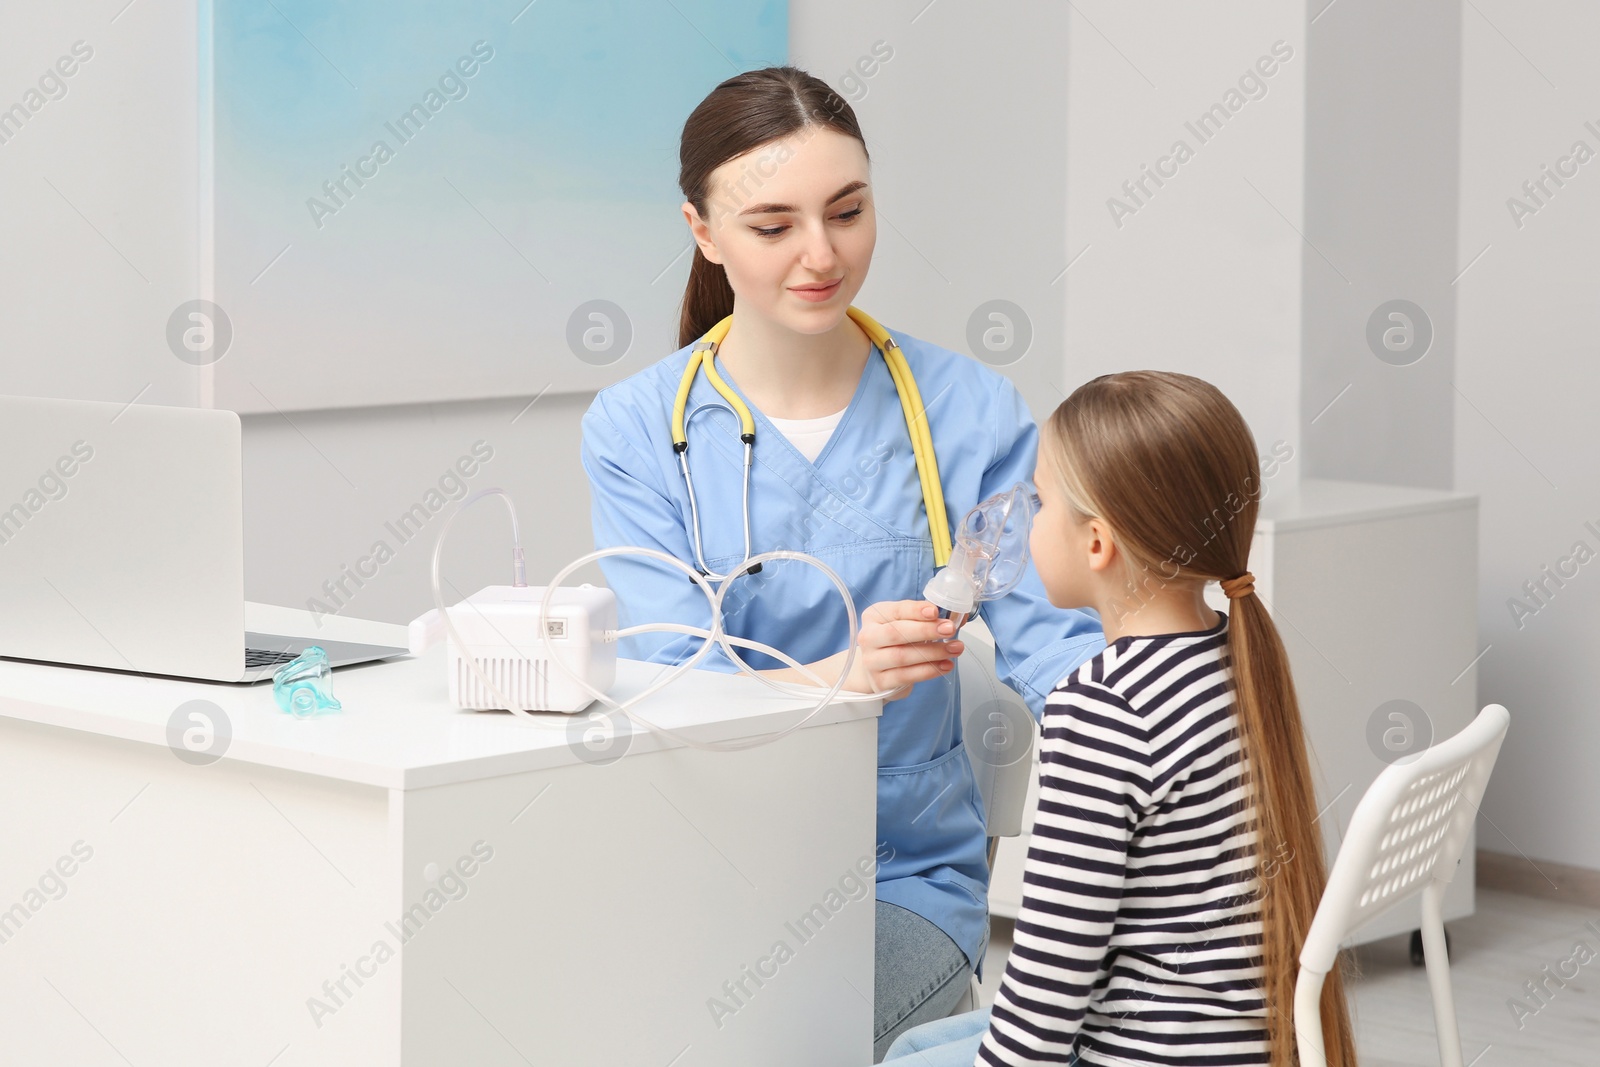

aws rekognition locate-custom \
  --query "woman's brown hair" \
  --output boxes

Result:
[676,66,868,348]
[1041,370,1357,1067]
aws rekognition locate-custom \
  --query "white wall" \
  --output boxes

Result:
[1456,0,1600,870]
[1301,0,1461,489]
[0,1,201,409]
[1062,1,1306,459]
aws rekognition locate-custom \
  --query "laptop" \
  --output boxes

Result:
[0,395,409,683]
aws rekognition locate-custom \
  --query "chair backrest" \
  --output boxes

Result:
[957,619,1034,840]
[1300,702,1510,974]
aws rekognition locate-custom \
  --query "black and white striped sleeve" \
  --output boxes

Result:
[976,678,1151,1066]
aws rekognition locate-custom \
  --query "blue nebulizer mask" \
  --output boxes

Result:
[272,645,343,717]
[922,483,1037,631]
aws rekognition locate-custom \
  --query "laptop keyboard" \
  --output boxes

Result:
[244,647,300,669]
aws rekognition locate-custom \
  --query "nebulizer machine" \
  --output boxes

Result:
[408,482,1037,754]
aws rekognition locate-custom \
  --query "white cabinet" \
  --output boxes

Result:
[990,479,1480,947]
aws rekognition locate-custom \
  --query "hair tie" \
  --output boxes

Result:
[1219,572,1255,600]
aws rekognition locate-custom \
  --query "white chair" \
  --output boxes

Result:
[946,619,1036,1015]
[1294,703,1511,1067]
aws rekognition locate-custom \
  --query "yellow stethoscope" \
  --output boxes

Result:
[671,305,952,580]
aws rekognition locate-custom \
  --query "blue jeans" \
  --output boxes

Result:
[874,901,975,1062]
[883,1007,1085,1066]
[882,1007,991,1064]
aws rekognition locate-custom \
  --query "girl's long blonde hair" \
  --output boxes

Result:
[1041,370,1357,1067]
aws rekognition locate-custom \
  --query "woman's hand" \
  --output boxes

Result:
[844,600,964,700]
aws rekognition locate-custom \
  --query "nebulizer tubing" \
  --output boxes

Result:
[541,547,905,753]
[430,489,905,753]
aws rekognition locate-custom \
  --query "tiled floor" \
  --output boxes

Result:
[975,887,1599,1066]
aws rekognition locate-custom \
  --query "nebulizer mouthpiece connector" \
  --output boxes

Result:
[923,483,1036,629]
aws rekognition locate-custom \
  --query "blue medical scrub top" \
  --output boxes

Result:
[579,324,1105,976]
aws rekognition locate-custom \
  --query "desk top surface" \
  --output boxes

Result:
[0,604,880,790]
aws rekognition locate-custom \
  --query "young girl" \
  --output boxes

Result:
[880,371,1357,1066]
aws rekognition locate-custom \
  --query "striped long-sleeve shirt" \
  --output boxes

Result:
[976,611,1270,1066]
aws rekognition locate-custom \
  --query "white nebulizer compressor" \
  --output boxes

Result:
[408,584,617,713]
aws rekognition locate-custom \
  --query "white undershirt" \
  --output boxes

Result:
[764,408,847,463]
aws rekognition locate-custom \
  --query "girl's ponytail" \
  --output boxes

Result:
[1226,583,1359,1067]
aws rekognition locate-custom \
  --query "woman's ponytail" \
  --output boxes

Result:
[678,246,736,349]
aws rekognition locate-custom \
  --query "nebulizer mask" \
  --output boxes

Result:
[922,483,1037,632]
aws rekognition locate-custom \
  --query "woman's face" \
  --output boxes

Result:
[683,127,876,336]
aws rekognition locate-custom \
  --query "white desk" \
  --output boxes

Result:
[0,607,881,1066]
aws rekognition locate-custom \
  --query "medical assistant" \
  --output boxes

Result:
[579,323,1105,975]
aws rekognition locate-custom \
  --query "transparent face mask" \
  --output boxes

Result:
[922,482,1038,624]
